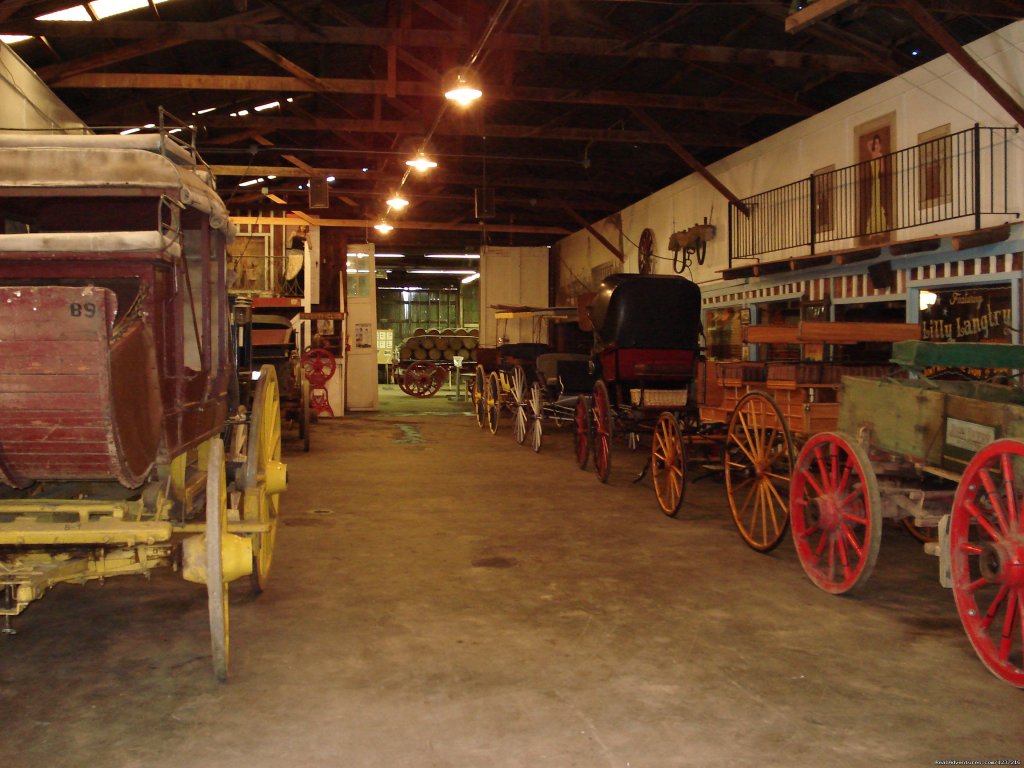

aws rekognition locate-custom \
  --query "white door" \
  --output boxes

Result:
[345,244,378,411]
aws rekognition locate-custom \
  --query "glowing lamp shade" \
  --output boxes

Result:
[443,67,483,107]
[374,220,394,234]
[387,193,409,210]
[406,152,438,172]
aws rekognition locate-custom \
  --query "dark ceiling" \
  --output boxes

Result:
[2,0,1022,255]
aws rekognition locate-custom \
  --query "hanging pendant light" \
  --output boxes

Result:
[374,219,394,234]
[387,192,409,210]
[406,152,438,172]
[443,66,483,107]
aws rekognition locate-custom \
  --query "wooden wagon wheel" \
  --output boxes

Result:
[592,380,613,483]
[651,412,686,517]
[485,371,501,434]
[638,227,655,275]
[472,364,486,428]
[725,391,794,553]
[790,431,881,595]
[528,381,544,453]
[401,361,446,398]
[245,364,286,595]
[950,439,1024,688]
[510,365,528,445]
[574,395,592,470]
[205,437,230,682]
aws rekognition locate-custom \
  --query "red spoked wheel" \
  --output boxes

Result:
[301,347,336,387]
[400,361,446,398]
[790,431,881,595]
[725,391,794,553]
[472,365,486,428]
[951,439,1024,688]
[651,412,685,517]
[574,395,591,470]
[592,380,613,483]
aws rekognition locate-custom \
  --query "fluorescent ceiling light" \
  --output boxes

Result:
[408,269,478,275]
[38,6,91,20]
[195,107,217,115]
[326,175,336,183]
[120,127,141,135]
[254,100,280,112]
[425,253,480,259]
[461,272,481,284]
[239,178,261,187]
[375,254,405,259]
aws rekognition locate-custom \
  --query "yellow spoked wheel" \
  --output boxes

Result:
[651,412,686,517]
[245,364,286,594]
[206,437,230,682]
[725,391,794,553]
[472,365,486,427]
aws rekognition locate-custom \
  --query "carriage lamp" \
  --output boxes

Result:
[443,67,483,107]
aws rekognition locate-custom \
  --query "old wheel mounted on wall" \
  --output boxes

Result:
[651,412,686,517]
[244,364,286,595]
[951,439,1024,688]
[789,431,881,595]
[592,380,613,483]
[725,391,794,553]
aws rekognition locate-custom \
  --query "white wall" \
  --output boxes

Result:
[0,43,87,133]
[556,20,1024,299]
[479,245,549,347]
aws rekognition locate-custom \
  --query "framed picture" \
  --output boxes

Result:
[918,124,952,209]
[855,115,896,244]
[812,164,835,233]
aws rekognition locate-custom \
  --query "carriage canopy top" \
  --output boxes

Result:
[589,273,702,351]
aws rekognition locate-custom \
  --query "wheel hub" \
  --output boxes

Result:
[978,536,1024,587]
[811,495,841,531]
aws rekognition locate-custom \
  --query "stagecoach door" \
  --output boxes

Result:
[346,245,379,411]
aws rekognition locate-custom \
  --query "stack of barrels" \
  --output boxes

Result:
[398,328,480,363]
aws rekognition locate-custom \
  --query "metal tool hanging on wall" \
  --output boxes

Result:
[669,217,716,273]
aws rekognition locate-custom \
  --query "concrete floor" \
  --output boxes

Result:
[2,383,1021,767]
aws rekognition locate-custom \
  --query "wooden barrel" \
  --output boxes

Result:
[456,347,470,360]
[443,348,456,361]
[420,336,435,350]
[426,328,440,335]
[399,344,413,360]
[412,347,427,360]
[428,348,442,360]
[413,328,427,337]
[434,336,450,351]
[463,336,478,350]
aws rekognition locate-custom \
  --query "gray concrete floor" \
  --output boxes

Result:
[2,383,1021,767]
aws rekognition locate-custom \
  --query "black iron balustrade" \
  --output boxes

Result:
[728,125,1018,267]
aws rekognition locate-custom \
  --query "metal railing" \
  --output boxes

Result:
[728,125,1018,266]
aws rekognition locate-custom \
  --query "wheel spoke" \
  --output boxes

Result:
[1000,452,1018,530]
[797,466,826,498]
[978,466,1011,535]
[997,590,1018,662]
[966,499,1004,542]
[982,584,1010,631]
[813,445,833,492]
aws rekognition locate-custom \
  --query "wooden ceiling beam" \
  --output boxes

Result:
[209,165,650,195]
[230,214,570,235]
[49,72,813,116]
[0,20,888,74]
[897,0,1024,128]
[631,108,749,216]
[197,114,749,148]
[558,202,625,262]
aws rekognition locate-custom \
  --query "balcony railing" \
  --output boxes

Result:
[728,124,1018,267]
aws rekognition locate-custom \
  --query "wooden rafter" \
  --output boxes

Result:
[558,202,625,262]
[630,109,749,216]
[46,72,815,116]
[0,20,890,74]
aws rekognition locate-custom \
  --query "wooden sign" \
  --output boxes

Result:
[301,311,346,320]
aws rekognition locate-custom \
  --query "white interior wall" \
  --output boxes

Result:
[0,43,87,133]
[480,245,549,347]
[556,20,1024,299]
